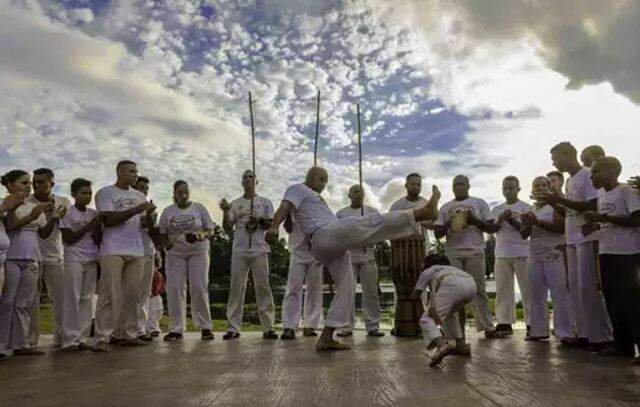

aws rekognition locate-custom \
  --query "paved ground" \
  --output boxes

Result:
[1,330,639,407]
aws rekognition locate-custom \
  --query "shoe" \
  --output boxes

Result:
[137,334,153,343]
[428,341,455,366]
[484,329,509,339]
[60,345,81,352]
[495,324,513,336]
[163,332,184,342]
[316,338,351,352]
[0,352,8,361]
[14,347,45,356]
[280,328,296,340]
[121,338,147,346]
[149,331,160,338]
[92,341,109,353]
[559,337,581,347]
[263,330,278,340]
[223,331,240,341]
[302,328,318,337]
[336,329,353,337]
[525,335,549,342]
[452,341,471,356]
[78,342,92,351]
[201,329,215,341]
[367,329,385,337]
[526,325,531,337]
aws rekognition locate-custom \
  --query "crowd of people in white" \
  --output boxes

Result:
[0,141,638,367]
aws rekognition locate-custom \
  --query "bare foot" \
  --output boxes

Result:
[316,338,351,352]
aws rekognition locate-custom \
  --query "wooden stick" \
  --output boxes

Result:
[314,90,320,167]
[248,91,256,249]
[357,103,363,216]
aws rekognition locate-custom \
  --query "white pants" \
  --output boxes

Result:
[348,259,380,332]
[0,259,5,297]
[446,249,493,331]
[495,257,530,325]
[166,251,212,333]
[62,260,97,347]
[29,258,65,346]
[311,210,418,328]
[0,260,39,350]
[136,256,155,336]
[94,255,143,343]
[281,252,323,330]
[566,242,613,343]
[528,258,574,339]
[147,295,163,333]
[420,275,477,344]
[227,252,274,333]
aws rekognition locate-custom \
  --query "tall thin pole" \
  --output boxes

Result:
[357,103,363,216]
[314,90,321,167]
[248,91,256,248]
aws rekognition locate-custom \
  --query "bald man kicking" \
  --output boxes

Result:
[267,167,440,351]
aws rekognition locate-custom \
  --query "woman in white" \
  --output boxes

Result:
[159,180,215,342]
[521,177,574,343]
[0,170,63,357]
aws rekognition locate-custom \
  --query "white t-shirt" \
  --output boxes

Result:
[491,200,532,258]
[95,185,146,257]
[0,199,11,262]
[59,205,99,262]
[529,204,564,263]
[6,200,47,261]
[228,195,274,253]
[159,202,215,256]
[27,194,71,260]
[287,211,314,261]
[389,196,432,252]
[436,197,493,251]
[282,183,336,237]
[597,184,640,255]
[336,205,379,263]
[565,167,599,245]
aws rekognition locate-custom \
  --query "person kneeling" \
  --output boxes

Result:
[411,253,477,367]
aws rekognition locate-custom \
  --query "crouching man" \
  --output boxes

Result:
[411,253,477,367]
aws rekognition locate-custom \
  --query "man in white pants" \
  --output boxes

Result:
[336,185,384,337]
[133,176,157,342]
[93,160,156,352]
[221,170,277,340]
[544,142,613,350]
[491,176,531,336]
[411,254,477,366]
[28,168,70,347]
[267,167,440,351]
[280,213,324,340]
[435,175,504,339]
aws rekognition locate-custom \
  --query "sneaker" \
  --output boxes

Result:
[495,324,513,336]
[163,332,184,342]
[484,329,509,339]
[149,331,160,338]
[13,347,45,356]
[280,328,296,340]
[367,329,385,337]
[137,334,153,343]
[428,341,455,366]
[525,335,549,342]
[452,341,471,356]
[302,328,318,337]
[560,337,581,347]
[222,331,240,340]
[78,342,92,351]
[201,329,215,341]
[336,329,353,337]
[316,338,351,352]
[121,338,147,346]
[92,341,109,353]
[263,330,278,340]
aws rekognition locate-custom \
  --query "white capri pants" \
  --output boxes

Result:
[0,260,39,351]
[281,252,323,330]
[62,260,97,347]
[348,259,381,332]
[166,251,213,333]
[495,257,530,325]
[29,258,65,346]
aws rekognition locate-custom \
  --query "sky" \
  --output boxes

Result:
[1,0,639,219]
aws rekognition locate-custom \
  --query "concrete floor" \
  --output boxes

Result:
[1,330,639,407]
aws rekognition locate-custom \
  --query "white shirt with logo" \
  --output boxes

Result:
[159,202,215,257]
[491,200,531,258]
[228,195,274,254]
[529,204,564,263]
[95,185,146,257]
[436,197,493,251]
[597,184,640,255]
[59,205,99,262]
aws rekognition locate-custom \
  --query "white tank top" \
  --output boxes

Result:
[529,204,564,262]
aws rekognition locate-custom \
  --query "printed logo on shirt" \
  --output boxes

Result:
[446,204,476,219]
[115,198,139,211]
[600,202,616,214]
[170,215,196,229]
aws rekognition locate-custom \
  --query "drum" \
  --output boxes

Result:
[390,237,427,337]
[450,210,469,232]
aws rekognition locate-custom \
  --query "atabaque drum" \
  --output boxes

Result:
[390,237,427,337]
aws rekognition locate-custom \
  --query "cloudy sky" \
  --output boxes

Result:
[1,0,639,218]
